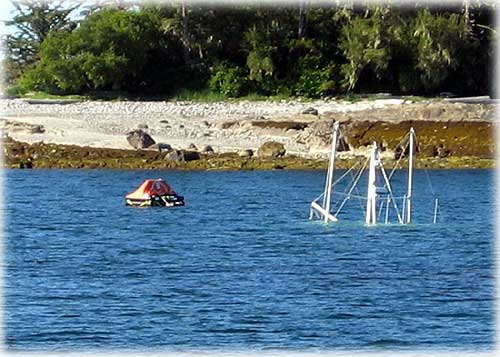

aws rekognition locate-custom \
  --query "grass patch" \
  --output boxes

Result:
[170,89,305,103]
[340,93,431,103]
[403,95,429,103]
[17,91,86,100]
[5,85,431,104]
[171,88,227,102]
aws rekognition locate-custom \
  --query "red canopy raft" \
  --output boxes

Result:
[125,179,184,207]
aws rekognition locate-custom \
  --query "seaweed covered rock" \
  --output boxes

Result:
[126,129,155,149]
[433,144,451,158]
[148,143,172,152]
[163,149,200,162]
[164,149,184,162]
[183,150,201,161]
[258,141,286,158]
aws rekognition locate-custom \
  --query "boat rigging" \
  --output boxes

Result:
[309,122,440,225]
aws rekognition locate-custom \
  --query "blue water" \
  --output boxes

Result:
[3,169,496,352]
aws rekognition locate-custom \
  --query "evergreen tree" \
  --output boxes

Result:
[4,0,78,83]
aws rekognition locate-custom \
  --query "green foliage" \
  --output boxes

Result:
[412,10,468,91]
[172,88,226,102]
[287,38,337,98]
[20,8,164,94]
[245,25,277,88]
[10,3,495,98]
[5,83,27,97]
[339,7,392,91]
[4,0,78,83]
[294,66,336,98]
[208,63,247,97]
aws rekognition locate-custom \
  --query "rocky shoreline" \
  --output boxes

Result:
[1,97,497,170]
[3,135,495,170]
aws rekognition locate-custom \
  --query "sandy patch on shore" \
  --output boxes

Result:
[0,98,406,154]
[1,97,495,158]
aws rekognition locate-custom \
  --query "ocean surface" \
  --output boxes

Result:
[3,169,496,352]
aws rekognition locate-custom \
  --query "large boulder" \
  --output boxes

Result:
[301,107,319,115]
[201,145,214,154]
[163,149,201,162]
[238,149,254,157]
[148,143,172,152]
[5,120,45,134]
[182,150,201,161]
[126,129,155,149]
[258,141,286,158]
[164,149,184,162]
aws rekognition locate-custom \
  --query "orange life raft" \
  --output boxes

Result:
[125,179,184,207]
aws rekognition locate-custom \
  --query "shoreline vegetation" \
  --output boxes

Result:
[5,4,494,100]
[2,3,495,170]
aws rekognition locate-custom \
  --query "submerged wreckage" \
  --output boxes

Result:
[310,122,440,225]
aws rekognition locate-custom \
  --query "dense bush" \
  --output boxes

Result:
[8,3,495,98]
[208,64,247,97]
[19,9,166,94]
[293,67,336,97]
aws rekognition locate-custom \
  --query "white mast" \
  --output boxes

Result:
[310,121,339,223]
[406,127,415,223]
[309,126,438,226]
[365,141,378,225]
[322,121,340,223]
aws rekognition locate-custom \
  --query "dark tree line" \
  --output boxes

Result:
[3,0,497,98]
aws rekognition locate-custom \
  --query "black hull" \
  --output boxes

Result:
[126,195,185,207]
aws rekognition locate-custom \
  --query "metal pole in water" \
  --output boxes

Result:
[323,121,340,223]
[406,128,415,224]
[402,194,406,222]
[378,199,385,220]
[433,197,439,224]
[385,196,390,224]
[366,142,378,225]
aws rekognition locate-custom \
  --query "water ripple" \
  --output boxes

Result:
[4,169,495,351]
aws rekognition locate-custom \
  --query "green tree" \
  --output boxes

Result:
[9,2,494,97]
[20,8,165,93]
[411,9,468,91]
[4,0,78,83]
[208,62,247,97]
[338,6,393,91]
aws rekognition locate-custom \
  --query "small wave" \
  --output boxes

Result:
[118,310,143,317]
[436,312,475,318]
[237,318,266,325]
[207,328,259,334]
[123,272,146,278]
[366,338,411,347]
[59,314,81,318]
[26,330,111,340]
[326,313,357,319]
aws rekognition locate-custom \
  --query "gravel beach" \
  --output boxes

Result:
[1,97,496,162]
[0,98,411,156]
